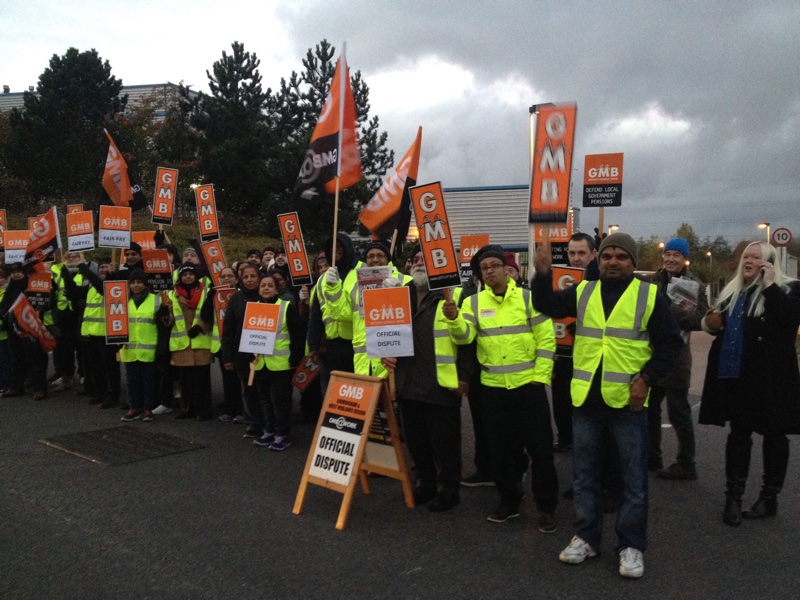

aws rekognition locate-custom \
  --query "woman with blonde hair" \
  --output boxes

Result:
[699,242,800,526]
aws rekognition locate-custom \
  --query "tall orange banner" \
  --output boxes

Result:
[529,103,577,224]
[214,287,236,341]
[195,184,220,242]
[277,212,312,286]
[409,181,460,289]
[152,167,179,225]
[104,280,129,344]
[201,240,227,288]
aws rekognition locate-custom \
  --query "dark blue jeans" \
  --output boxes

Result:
[573,404,648,552]
[125,361,156,411]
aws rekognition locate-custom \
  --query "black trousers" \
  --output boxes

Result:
[551,356,573,446]
[726,422,790,499]
[401,398,462,493]
[85,336,121,403]
[53,309,77,380]
[217,354,243,417]
[480,383,558,513]
[8,334,48,395]
[178,365,212,419]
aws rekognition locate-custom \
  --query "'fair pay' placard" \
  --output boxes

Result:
[363,286,414,358]
[238,302,280,355]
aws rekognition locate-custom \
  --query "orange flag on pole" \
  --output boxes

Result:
[359,126,422,242]
[102,129,134,207]
[294,46,362,200]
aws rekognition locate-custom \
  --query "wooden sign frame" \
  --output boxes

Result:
[293,371,413,530]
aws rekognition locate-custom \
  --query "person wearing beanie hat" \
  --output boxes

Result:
[445,244,559,530]
[597,232,639,267]
[182,247,200,265]
[246,248,262,265]
[120,264,166,422]
[531,232,684,579]
[120,243,143,273]
[364,241,391,267]
[642,236,708,481]
[504,251,522,286]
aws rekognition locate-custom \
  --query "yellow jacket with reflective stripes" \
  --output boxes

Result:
[448,277,555,388]
[319,262,363,341]
[50,263,73,312]
[252,298,292,372]
[350,269,410,378]
[120,293,160,363]
[81,286,105,337]
[570,279,657,408]
[168,287,211,351]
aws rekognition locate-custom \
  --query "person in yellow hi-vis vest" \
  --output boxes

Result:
[532,232,683,580]
[222,271,304,451]
[445,248,558,532]
[163,263,214,421]
[120,270,169,422]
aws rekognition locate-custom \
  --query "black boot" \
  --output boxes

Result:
[723,496,742,527]
[742,495,777,519]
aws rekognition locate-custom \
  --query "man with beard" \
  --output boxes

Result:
[382,247,469,512]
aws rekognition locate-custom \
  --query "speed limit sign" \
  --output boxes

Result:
[772,228,792,246]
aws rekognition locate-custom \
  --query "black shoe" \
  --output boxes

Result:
[413,487,436,507]
[243,427,262,438]
[553,441,572,453]
[428,493,460,512]
[537,512,557,533]
[723,496,742,527]
[99,399,118,409]
[486,504,520,523]
[657,463,698,480]
[174,412,193,420]
[648,459,664,472]
[742,496,777,519]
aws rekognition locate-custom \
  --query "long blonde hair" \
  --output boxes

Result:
[714,242,794,317]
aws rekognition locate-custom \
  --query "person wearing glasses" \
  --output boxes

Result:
[444,248,559,533]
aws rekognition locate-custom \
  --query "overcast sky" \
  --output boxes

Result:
[2,0,798,245]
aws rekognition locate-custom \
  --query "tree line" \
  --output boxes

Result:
[0,40,394,247]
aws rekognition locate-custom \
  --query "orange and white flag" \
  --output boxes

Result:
[10,293,57,352]
[359,126,422,242]
[294,45,362,200]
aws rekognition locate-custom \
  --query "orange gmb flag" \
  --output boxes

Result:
[359,126,422,242]
[294,46,362,200]
[24,206,61,266]
[529,103,577,224]
[102,129,134,207]
[195,184,220,242]
[10,293,57,352]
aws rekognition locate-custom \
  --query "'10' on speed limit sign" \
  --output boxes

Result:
[772,228,792,246]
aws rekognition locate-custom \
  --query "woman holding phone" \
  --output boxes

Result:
[700,242,800,526]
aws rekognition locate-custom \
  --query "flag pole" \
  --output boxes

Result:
[389,229,399,257]
[330,42,347,270]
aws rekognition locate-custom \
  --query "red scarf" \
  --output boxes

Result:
[176,282,203,310]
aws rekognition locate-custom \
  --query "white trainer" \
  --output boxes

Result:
[559,536,597,564]
[152,404,174,415]
[618,547,644,578]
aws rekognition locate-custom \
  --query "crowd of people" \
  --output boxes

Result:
[1,229,798,580]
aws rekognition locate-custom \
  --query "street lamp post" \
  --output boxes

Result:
[706,250,712,267]
[757,222,771,244]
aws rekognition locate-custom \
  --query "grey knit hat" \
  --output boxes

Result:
[598,232,638,266]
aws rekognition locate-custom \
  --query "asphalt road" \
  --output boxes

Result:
[1,332,799,599]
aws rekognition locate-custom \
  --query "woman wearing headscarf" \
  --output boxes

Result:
[164,263,214,420]
[700,242,800,526]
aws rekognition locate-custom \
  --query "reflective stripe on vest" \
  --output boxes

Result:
[81,288,105,336]
[253,299,292,372]
[570,279,656,408]
[169,287,210,351]
[120,294,160,362]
